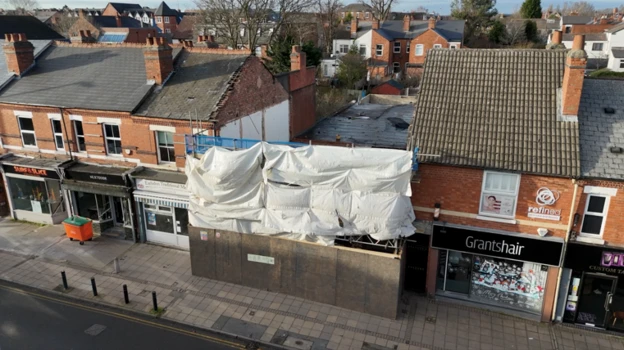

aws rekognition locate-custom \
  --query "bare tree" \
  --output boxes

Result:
[362,0,396,21]
[4,0,39,14]
[195,0,243,48]
[51,14,78,38]
[267,0,316,45]
[505,20,526,45]
[317,0,342,54]
[561,1,595,16]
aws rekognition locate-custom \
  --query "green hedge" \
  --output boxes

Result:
[589,68,624,78]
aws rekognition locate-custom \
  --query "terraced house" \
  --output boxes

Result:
[0,33,315,249]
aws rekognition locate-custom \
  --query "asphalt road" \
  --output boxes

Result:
[0,282,249,350]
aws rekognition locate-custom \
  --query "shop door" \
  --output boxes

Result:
[403,233,429,293]
[112,197,124,226]
[174,208,189,250]
[576,274,617,328]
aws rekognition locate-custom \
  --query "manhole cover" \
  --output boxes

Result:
[249,311,255,316]
[425,316,436,324]
[84,324,106,336]
[283,336,313,350]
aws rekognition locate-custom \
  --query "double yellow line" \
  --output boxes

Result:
[0,283,246,349]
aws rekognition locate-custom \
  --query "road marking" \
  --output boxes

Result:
[84,324,106,336]
[0,284,245,349]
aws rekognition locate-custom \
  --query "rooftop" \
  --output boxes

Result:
[91,16,143,28]
[303,102,415,149]
[408,49,579,178]
[562,15,592,25]
[132,167,187,183]
[356,20,465,42]
[0,39,52,89]
[0,16,65,40]
[562,33,606,41]
[578,79,624,180]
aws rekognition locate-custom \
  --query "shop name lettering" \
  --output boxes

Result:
[601,252,624,267]
[89,175,107,181]
[12,166,47,176]
[527,206,561,216]
[465,236,525,255]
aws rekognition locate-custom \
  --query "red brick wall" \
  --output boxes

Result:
[371,83,401,95]
[215,56,289,127]
[573,180,624,244]
[413,163,576,238]
[390,39,410,72]
[289,66,317,138]
[156,16,178,34]
[102,4,120,16]
[371,30,391,66]
[67,18,101,38]
[409,30,450,65]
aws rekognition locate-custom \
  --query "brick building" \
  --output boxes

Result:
[406,36,589,322]
[67,13,143,38]
[0,34,315,248]
[555,78,624,331]
[153,1,180,36]
[325,16,464,81]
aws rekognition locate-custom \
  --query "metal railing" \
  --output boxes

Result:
[186,135,308,155]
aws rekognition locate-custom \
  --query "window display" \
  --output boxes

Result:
[75,192,112,221]
[145,204,174,234]
[7,177,58,214]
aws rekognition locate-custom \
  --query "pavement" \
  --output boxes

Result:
[1,218,624,350]
[0,281,246,350]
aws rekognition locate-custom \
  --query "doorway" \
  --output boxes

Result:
[112,197,124,226]
[403,233,430,293]
[576,274,617,328]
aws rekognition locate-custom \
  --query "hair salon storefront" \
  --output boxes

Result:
[558,242,624,331]
[431,223,564,321]
[0,155,70,224]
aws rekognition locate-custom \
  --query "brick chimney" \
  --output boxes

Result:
[143,37,173,85]
[3,33,34,76]
[351,17,358,37]
[115,14,122,27]
[428,17,436,30]
[552,30,562,44]
[372,19,380,30]
[561,34,587,117]
[290,45,306,71]
[614,7,619,14]
[403,15,410,31]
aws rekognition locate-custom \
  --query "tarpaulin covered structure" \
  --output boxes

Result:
[186,142,415,245]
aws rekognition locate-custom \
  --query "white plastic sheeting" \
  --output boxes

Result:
[187,143,415,245]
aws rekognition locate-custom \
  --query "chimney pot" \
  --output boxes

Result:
[403,15,410,31]
[290,45,305,72]
[562,34,587,117]
[351,17,358,36]
[143,36,173,85]
[372,19,379,30]
[572,34,584,50]
[552,30,562,44]
[428,17,436,30]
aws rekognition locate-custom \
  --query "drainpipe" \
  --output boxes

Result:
[551,178,579,321]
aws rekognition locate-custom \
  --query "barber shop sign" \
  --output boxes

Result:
[527,187,562,221]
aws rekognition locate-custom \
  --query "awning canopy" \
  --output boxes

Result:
[62,180,131,198]
[134,191,189,209]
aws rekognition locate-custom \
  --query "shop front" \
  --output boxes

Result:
[61,162,135,240]
[0,155,69,224]
[131,168,189,250]
[560,242,624,331]
[431,223,564,319]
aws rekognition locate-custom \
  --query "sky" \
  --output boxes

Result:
[13,0,624,15]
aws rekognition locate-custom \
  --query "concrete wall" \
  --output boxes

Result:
[362,94,417,105]
[189,227,403,319]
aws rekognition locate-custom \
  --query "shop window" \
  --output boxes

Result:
[51,119,64,150]
[157,131,175,163]
[104,124,122,155]
[73,120,86,152]
[479,171,520,219]
[145,204,174,234]
[7,177,62,214]
[175,207,189,236]
[375,44,383,56]
[18,116,37,147]
[393,42,401,53]
[75,192,112,221]
[580,195,610,237]
[415,44,423,56]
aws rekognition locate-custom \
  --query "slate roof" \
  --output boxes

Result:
[612,47,624,58]
[340,3,373,12]
[608,22,624,33]
[378,79,403,90]
[0,39,52,89]
[562,16,592,25]
[356,20,464,42]
[303,104,414,149]
[578,79,624,180]
[154,1,178,16]
[409,49,579,178]
[0,16,64,40]
[0,46,154,111]
[563,33,606,41]
[173,14,196,39]
[92,16,143,28]
[135,51,248,120]
[108,2,143,14]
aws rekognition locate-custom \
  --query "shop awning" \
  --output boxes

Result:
[134,191,189,209]
[61,180,131,198]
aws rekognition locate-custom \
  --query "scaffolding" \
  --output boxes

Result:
[185,135,308,155]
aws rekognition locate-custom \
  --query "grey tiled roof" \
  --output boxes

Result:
[409,49,579,178]
[562,16,592,25]
[0,46,153,111]
[304,104,414,149]
[0,39,52,90]
[135,51,248,120]
[563,33,606,41]
[578,79,624,180]
[608,22,624,33]
[356,20,465,42]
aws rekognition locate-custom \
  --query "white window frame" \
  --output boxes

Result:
[156,16,162,23]
[156,130,175,164]
[415,44,424,56]
[406,43,410,53]
[164,16,170,23]
[103,123,122,156]
[450,44,457,49]
[365,12,369,18]
[478,171,521,220]
[620,60,624,69]
[17,114,37,148]
[375,44,383,56]
[579,195,610,238]
[433,44,442,49]
[393,41,401,53]
[50,119,64,151]
[73,120,86,152]
[393,62,400,73]
[339,44,349,54]
[592,43,603,51]
[359,44,366,56]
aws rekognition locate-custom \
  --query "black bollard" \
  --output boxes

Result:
[91,277,98,296]
[123,284,129,304]
[61,271,68,290]
[152,291,158,311]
